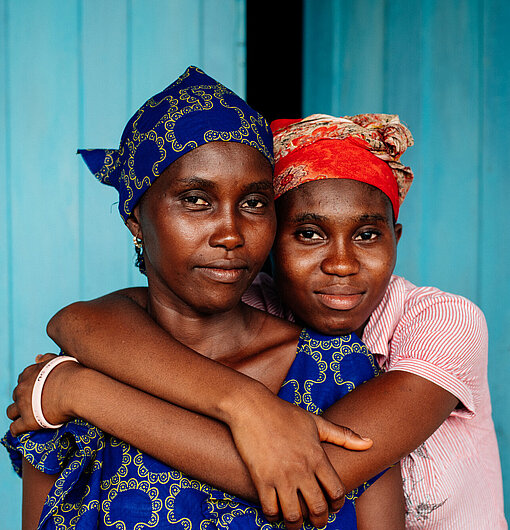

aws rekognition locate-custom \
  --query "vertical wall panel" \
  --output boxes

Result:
[304,0,385,116]
[417,1,481,298]
[202,0,246,93]
[8,0,81,379]
[481,0,510,509]
[0,1,20,525]
[80,1,133,298]
[382,1,424,282]
[130,0,202,108]
[0,1,246,527]
[304,0,509,520]
[303,1,337,115]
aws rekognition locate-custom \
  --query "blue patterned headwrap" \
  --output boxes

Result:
[78,66,274,222]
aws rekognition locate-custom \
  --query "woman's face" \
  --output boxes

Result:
[129,141,275,315]
[273,179,401,336]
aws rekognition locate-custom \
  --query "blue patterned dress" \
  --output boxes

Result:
[2,329,380,529]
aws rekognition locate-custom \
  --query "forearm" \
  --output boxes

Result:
[22,459,59,530]
[321,370,458,492]
[50,352,456,499]
[47,293,268,424]
[68,367,258,501]
[356,464,405,529]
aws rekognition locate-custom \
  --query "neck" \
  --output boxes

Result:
[145,278,255,359]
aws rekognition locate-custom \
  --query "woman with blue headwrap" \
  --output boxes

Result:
[3,67,404,529]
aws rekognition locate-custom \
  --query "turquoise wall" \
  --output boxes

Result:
[2,0,509,526]
[304,0,509,519]
[0,0,245,526]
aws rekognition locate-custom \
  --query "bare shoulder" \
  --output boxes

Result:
[244,302,301,346]
[97,286,148,308]
[237,305,302,392]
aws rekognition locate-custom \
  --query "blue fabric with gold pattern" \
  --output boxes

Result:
[2,329,381,529]
[77,65,274,222]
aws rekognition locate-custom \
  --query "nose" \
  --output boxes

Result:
[208,210,245,251]
[320,241,360,276]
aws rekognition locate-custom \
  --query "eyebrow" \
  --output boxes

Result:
[291,212,328,223]
[356,213,390,224]
[173,176,272,194]
[240,181,273,194]
[290,212,390,224]
[174,176,217,190]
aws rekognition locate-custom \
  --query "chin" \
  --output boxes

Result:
[194,297,241,315]
[308,314,362,337]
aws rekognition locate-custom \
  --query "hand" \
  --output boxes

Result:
[6,353,80,436]
[228,389,372,530]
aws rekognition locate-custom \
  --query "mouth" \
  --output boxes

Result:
[195,260,249,284]
[315,286,364,311]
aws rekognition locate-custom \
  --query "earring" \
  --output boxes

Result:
[133,235,143,249]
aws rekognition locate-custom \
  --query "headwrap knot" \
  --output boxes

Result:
[271,113,414,218]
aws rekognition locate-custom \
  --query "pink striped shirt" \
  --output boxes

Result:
[243,274,507,529]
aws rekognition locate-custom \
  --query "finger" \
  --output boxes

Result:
[37,353,57,364]
[297,479,330,529]
[276,486,303,530]
[315,459,346,514]
[18,364,35,383]
[257,484,280,523]
[297,492,309,521]
[316,416,373,451]
[6,403,20,421]
[9,418,29,437]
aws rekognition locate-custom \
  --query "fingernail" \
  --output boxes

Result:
[361,436,371,441]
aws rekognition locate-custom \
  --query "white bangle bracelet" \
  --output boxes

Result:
[31,356,79,429]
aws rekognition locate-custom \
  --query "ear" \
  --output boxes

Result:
[126,206,142,239]
[394,223,403,244]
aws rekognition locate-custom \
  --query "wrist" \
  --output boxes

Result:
[41,360,84,423]
[216,377,273,426]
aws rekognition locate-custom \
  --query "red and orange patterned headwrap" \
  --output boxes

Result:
[271,114,414,219]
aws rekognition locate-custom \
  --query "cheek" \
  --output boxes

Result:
[142,215,197,269]
[250,218,277,260]
[362,252,396,310]
[274,250,316,306]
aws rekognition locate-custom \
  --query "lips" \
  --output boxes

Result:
[195,259,249,284]
[315,285,364,311]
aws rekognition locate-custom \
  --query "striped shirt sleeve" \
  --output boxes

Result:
[387,293,488,418]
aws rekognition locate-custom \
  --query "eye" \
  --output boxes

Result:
[295,228,325,241]
[240,196,268,211]
[182,195,209,207]
[354,229,380,241]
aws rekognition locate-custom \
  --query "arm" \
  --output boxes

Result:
[322,370,458,492]
[8,361,447,528]
[44,291,458,506]
[47,290,276,416]
[9,359,366,530]
[21,458,59,530]
[46,291,375,528]
[355,463,405,530]
[320,294,486,492]
[42,292,474,520]
[47,291,460,480]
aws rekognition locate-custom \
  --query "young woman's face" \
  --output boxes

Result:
[273,179,401,336]
[129,141,275,315]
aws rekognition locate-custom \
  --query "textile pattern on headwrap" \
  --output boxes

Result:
[271,114,414,219]
[78,66,273,222]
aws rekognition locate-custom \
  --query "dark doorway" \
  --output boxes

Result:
[246,0,303,123]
